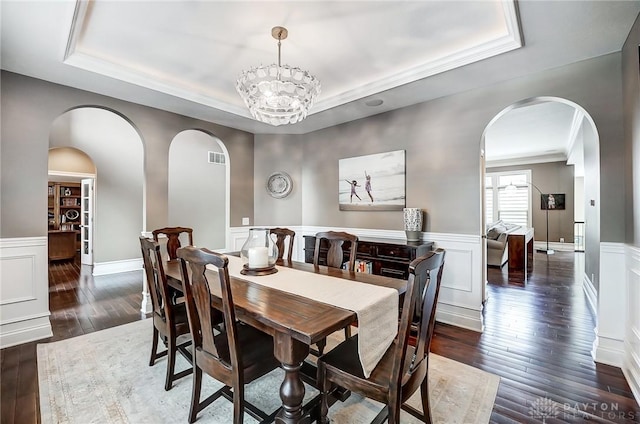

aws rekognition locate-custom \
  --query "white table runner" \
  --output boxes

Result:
[211,256,399,378]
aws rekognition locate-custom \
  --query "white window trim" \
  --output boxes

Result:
[486,169,532,227]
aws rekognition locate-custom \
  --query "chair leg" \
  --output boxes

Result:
[421,376,432,424]
[165,334,177,391]
[189,366,202,424]
[344,325,351,339]
[318,364,330,424]
[233,387,244,424]
[150,327,159,365]
[388,402,401,424]
[149,327,159,366]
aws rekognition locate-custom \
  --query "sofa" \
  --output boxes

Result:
[486,220,521,267]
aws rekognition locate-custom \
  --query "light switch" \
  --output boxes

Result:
[242,217,250,225]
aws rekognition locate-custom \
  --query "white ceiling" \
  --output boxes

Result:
[485,101,581,165]
[2,1,639,161]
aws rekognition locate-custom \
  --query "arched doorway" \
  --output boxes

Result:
[48,146,96,265]
[49,107,144,274]
[480,96,601,352]
[168,130,229,249]
[481,97,600,297]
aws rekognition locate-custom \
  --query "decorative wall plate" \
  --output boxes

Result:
[65,209,80,221]
[266,172,293,198]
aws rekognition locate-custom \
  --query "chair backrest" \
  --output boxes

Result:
[313,231,358,272]
[177,246,240,376]
[152,227,194,260]
[270,227,295,262]
[392,248,446,397]
[139,236,172,322]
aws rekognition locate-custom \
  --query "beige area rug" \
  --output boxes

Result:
[38,319,499,424]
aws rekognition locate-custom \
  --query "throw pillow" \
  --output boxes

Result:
[487,224,507,240]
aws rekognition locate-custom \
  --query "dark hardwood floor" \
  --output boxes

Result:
[1,251,638,423]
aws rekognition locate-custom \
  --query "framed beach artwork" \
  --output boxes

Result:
[339,150,405,211]
[541,193,565,210]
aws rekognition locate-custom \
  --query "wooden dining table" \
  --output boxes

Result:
[164,258,406,424]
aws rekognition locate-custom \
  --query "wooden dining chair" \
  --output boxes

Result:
[270,227,295,263]
[312,231,359,355]
[176,246,281,424]
[152,226,194,260]
[139,236,193,391]
[317,249,446,424]
[313,231,358,272]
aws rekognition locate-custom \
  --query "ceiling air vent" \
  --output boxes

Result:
[208,151,226,165]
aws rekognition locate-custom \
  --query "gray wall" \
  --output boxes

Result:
[50,108,144,263]
[255,53,624,254]
[582,122,601,289]
[1,71,254,257]
[169,130,226,249]
[253,134,303,227]
[623,14,640,246]
[487,161,575,244]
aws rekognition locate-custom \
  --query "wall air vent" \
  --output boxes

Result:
[208,151,226,165]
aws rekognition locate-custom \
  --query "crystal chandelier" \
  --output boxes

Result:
[236,26,321,126]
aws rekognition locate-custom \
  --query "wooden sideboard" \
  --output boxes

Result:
[303,235,434,280]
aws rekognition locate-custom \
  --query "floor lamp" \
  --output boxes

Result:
[505,182,554,255]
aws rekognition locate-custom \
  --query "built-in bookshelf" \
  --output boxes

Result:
[48,182,81,258]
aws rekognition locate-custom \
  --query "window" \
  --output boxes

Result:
[485,171,531,228]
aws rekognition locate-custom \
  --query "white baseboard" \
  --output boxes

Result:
[93,258,143,276]
[435,303,484,332]
[592,329,626,367]
[534,241,576,252]
[624,328,640,406]
[0,314,52,348]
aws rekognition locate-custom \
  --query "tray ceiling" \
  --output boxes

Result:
[64,1,521,118]
[2,0,639,139]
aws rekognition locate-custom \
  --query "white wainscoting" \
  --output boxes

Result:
[229,227,252,252]
[624,244,640,405]
[583,272,597,319]
[0,237,52,348]
[255,225,485,332]
[592,242,627,367]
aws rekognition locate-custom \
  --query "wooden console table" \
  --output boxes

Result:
[507,227,534,283]
[48,230,77,261]
[303,235,433,280]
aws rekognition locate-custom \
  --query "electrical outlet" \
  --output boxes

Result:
[242,217,249,225]
[560,237,564,243]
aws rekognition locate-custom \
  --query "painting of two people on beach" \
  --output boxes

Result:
[338,150,406,211]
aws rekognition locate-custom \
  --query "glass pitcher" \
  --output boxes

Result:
[240,228,279,269]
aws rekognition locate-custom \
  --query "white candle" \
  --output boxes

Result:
[248,246,269,268]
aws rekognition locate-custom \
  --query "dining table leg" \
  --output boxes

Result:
[274,332,311,424]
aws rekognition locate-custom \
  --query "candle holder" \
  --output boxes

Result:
[240,228,279,276]
[403,208,423,242]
